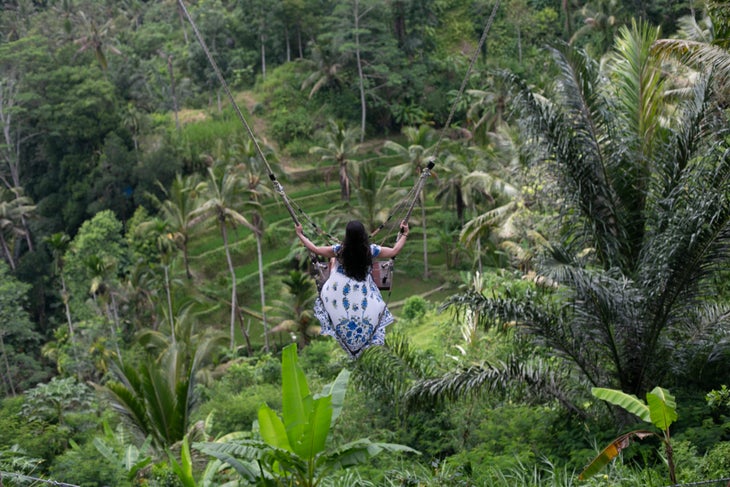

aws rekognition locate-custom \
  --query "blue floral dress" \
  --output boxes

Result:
[314,244,394,359]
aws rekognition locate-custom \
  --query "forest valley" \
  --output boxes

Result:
[1,0,730,485]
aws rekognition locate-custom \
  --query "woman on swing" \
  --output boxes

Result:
[295,220,409,359]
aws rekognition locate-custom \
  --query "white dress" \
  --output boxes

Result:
[313,244,394,359]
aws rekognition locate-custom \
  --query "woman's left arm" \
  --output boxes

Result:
[378,221,409,259]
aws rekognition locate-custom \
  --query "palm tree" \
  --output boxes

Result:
[569,0,624,57]
[72,10,121,71]
[269,270,318,349]
[310,119,361,202]
[148,173,205,280]
[0,187,34,271]
[85,254,123,361]
[351,163,398,232]
[300,40,344,99]
[134,217,180,344]
[190,163,257,352]
[231,137,278,352]
[437,21,730,400]
[45,233,75,341]
[103,330,225,450]
[651,0,730,96]
[383,125,436,279]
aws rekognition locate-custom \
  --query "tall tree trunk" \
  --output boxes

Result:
[221,223,237,350]
[298,28,304,58]
[177,2,189,45]
[0,233,15,271]
[0,333,16,397]
[355,0,366,143]
[60,274,74,338]
[285,26,291,62]
[420,193,428,279]
[255,228,269,351]
[109,294,123,362]
[164,264,176,345]
[166,54,180,132]
[260,33,267,81]
[183,235,192,279]
[562,0,572,38]
[339,159,350,201]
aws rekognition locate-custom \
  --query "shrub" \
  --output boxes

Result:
[402,296,428,321]
[702,441,730,479]
[49,439,128,487]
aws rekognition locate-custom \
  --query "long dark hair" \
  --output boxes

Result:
[339,220,372,281]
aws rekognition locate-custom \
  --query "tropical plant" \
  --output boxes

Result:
[652,0,730,91]
[443,21,730,400]
[148,173,206,280]
[579,386,679,484]
[45,233,75,342]
[383,124,437,279]
[230,136,280,352]
[310,119,361,202]
[269,269,319,349]
[190,161,258,352]
[0,186,35,271]
[102,327,226,450]
[195,343,418,485]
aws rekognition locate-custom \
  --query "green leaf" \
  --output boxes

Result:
[296,395,332,460]
[168,437,196,487]
[194,441,267,482]
[646,387,678,431]
[321,368,350,427]
[281,344,309,445]
[258,404,292,452]
[578,431,654,480]
[319,439,420,471]
[592,387,651,422]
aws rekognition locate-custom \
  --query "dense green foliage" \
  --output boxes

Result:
[1,0,729,485]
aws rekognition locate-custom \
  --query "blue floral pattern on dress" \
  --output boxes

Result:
[313,243,393,359]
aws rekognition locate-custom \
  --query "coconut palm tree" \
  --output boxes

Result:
[269,270,318,349]
[230,137,279,352]
[0,187,34,271]
[148,173,205,280]
[310,119,361,202]
[428,21,730,403]
[190,163,258,352]
[383,124,436,279]
[45,233,75,341]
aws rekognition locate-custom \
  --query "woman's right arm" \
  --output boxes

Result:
[295,224,337,258]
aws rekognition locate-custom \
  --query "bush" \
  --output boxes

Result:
[299,339,342,380]
[402,296,428,321]
[49,439,128,487]
[702,441,730,479]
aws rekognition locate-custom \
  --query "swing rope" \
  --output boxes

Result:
[177,0,300,227]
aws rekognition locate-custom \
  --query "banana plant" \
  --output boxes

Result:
[579,386,678,483]
[195,343,419,486]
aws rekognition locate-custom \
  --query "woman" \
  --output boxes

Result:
[295,220,409,358]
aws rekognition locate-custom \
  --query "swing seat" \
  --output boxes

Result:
[312,260,394,291]
[371,260,394,290]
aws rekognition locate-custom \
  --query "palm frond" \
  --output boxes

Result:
[652,39,730,86]
[406,356,582,415]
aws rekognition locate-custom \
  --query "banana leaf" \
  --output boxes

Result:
[578,430,655,480]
